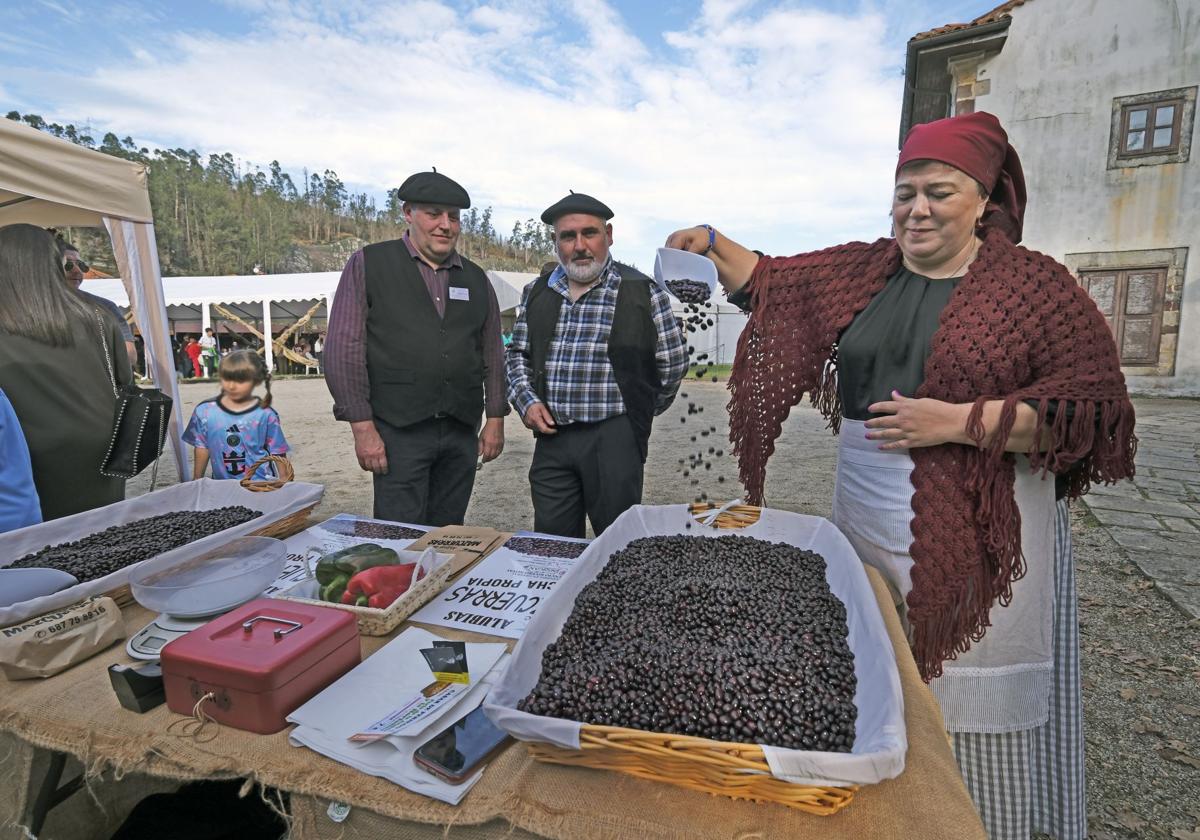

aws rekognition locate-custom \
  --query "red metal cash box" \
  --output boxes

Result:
[161,598,360,734]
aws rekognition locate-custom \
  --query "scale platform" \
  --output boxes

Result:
[127,613,217,660]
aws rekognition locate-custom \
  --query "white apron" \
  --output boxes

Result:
[832,418,1055,733]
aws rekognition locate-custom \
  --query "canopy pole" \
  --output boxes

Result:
[103,217,190,482]
[262,299,274,372]
[201,302,212,335]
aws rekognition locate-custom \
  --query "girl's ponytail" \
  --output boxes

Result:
[259,366,273,410]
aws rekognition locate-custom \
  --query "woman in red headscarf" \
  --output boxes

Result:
[667,112,1134,840]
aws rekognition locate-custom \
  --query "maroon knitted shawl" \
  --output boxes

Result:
[728,225,1136,681]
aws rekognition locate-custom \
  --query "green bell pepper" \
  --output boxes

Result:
[314,543,401,603]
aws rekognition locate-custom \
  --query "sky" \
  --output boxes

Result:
[0,0,1005,261]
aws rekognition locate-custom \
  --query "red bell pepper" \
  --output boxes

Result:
[341,563,417,609]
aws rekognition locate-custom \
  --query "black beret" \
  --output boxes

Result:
[396,170,470,209]
[540,191,613,225]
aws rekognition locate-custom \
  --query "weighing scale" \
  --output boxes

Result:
[124,536,290,661]
[127,612,220,660]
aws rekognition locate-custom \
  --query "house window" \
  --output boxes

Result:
[1108,87,1197,169]
[1079,267,1167,366]
[1119,99,1183,157]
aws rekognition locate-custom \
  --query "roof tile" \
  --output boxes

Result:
[911,0,1030,42]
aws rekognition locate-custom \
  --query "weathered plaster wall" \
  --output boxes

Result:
[970,0,1200,393]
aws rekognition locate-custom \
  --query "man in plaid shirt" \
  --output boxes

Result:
[507,192,687,537]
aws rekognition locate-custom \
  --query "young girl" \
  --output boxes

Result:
[183,350,289,480]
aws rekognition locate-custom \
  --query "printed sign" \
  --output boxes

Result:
[408,533,588,639]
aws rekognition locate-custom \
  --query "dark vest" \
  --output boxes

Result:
[362,240,489,429]
[525,262,660,460]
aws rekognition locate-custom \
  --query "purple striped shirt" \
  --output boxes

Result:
[325,234,508,423]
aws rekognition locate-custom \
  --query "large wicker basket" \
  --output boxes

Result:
[105,501,319,609]
[525,502,858,815]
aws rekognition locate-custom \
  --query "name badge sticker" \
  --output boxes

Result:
[449,287,470,301]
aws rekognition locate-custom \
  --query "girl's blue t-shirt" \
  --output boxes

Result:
[183,398,290,480]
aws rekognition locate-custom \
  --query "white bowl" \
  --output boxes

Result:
[129,536,286,617]
[653,247,718,302]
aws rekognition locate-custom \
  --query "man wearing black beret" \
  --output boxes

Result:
[325,170,508,526]
[506,193,688,537]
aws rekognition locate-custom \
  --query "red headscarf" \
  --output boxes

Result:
[897,111,1027,244]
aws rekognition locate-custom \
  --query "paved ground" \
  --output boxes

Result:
[130,381,1200,839]
[1082,398,1200,619]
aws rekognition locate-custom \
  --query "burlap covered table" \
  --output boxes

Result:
[0,568,984,840]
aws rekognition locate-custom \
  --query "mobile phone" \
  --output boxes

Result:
[413,705,511,785]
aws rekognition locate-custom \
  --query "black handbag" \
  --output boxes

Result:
[96,311,173,484]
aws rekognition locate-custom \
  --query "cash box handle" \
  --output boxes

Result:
[242,615,303,639]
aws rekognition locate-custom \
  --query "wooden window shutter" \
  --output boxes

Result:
[1080,267,1166,366]
[1120,270,1166,364]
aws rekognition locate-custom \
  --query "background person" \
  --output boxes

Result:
[312,333,324,373]
[57,237,137,368]
[507,192,687,537]
[199,327,219,377]
[185,336,203,378]
[183,350,288,481]
[0,388,42,533]
[324,170,507,526]
[667,111,1135,840]
[0,224,132,520]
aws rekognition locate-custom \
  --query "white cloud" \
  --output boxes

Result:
[19,0,908,259]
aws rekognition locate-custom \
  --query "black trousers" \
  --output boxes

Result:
[529,414,644,538]
[373,416,477,527]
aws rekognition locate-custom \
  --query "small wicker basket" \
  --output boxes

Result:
[525,501,858,815]
[274,551,454,636]
[239,454,295,493]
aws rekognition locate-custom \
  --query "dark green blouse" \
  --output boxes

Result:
[836,267,958,421]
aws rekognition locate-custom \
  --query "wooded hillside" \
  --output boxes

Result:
[6,111,555,276]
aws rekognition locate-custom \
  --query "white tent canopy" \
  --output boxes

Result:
[90,271,539,313]
[85,272,343,309]
[84,269,543,370]
[487,271,534,312]
[0,118,189,479]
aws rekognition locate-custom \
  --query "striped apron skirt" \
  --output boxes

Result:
[832,419,1085,839]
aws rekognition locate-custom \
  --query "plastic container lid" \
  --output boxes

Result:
[653,247,719,302]
[0,568,79,608]
[129,536,287,618]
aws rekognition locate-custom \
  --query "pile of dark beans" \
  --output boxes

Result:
[519,534,857,752]
[10,506,260,583]
[504,536,588,560]
[319,519,426,541]
[665,278,711,304]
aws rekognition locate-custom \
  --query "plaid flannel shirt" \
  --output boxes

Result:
[506,259,687,425]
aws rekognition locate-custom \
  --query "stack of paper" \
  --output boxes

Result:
[288,627,509,804]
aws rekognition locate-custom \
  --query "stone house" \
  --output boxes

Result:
[900,0,1199,394]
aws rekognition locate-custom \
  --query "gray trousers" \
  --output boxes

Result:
[529,414,644,538]
[372,416,477,527]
